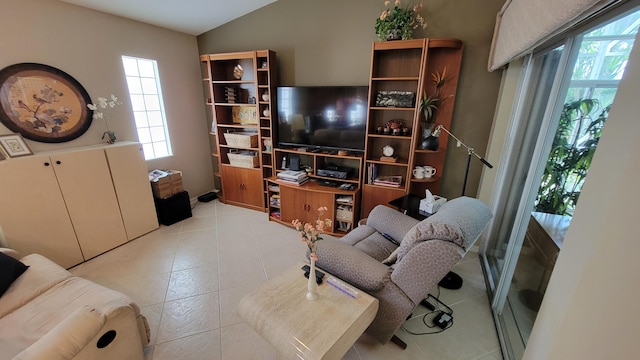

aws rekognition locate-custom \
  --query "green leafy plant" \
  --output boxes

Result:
[420,68,449,123]
[375,0,427,41]
[534,99,609,216]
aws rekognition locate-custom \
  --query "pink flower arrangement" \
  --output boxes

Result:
[292,206,332,261]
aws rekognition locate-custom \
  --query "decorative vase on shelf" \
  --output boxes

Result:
[419,122,437,150]
[421,134,439,151]
[306,257,319,300]
[102,130,117,144]
[386,29,403,41]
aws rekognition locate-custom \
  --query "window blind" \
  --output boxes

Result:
[488,0,618,71]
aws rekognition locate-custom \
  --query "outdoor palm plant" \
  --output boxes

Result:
[534,99,609,216]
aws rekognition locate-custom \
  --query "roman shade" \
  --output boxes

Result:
[488,0,621,71]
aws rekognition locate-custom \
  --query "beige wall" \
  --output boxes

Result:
[0,0,213,197]
[522,30,640,359]
[198,0,504,199]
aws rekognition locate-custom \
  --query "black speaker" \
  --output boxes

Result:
[290,155,301,171]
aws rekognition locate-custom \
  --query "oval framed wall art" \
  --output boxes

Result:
[0,63,93,143]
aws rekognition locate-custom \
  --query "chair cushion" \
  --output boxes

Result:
[0,252,29,297]
[353,230,398,262]
[395,221,463,264]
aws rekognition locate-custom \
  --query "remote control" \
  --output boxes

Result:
[326,276,359,298]
[301,265,325,284]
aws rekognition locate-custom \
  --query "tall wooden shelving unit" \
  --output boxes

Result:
[361,39,463,218]
[200,50,277,211]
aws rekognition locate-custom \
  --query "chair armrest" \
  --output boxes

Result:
[366,205,420,244]
[391,240,464,304]
[0,247,20,260]
[14,305,106,360]
[314,237,391,293]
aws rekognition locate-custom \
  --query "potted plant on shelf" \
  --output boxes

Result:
[419,69,450,149]
[375,0,427,41]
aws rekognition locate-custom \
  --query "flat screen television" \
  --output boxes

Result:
[277,86,368,152]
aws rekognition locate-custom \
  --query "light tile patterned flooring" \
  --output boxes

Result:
[70,200,503,360]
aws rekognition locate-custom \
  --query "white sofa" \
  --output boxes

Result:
[0,248,149,360]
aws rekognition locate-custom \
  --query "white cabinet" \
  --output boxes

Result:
[0,142,158,268]
[0,154,85,268]
[104,143,158,240]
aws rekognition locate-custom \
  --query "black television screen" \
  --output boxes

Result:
[277,86,368,152]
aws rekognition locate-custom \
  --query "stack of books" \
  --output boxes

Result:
[373,175,402,187]
[225,86,237,103]
[277,170,309,186]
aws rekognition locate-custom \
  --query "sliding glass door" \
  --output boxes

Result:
[481,8,640,359]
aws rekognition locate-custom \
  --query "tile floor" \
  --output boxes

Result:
[70,200,503,360]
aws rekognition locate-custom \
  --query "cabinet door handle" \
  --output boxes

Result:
[56,160,61,165]
[44,162,50,167]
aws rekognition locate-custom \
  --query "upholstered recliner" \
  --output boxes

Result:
[314,196,492,346]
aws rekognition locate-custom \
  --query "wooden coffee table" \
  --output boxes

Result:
[238,262,379,360]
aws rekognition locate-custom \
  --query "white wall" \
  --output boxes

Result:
[523,30,640,359]
[0,0,213,197]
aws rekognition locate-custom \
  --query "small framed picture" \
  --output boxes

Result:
[0,133,33,158]
[0,146,7,161]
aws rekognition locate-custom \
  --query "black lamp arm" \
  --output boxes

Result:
[434,125,493,169]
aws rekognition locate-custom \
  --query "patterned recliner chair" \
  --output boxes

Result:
[314,196,492,347]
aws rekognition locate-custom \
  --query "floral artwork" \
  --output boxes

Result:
[292,206,332,261]
[0,63,93,143]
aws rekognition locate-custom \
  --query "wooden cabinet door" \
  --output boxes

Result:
[280,186,307,224]
[104,143,159,240]
[0,155,84,268]
[52,148,127,260]
[222,166,264,209]
[280,186,334,225]
[305,191,335,225]
[222,166,243,204]
[239,168,264,209]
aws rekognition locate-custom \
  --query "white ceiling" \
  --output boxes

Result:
[60,0,277,36]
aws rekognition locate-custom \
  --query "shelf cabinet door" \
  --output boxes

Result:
[0,155,84,268]
[280,186,334,226]
[280,186,306,224]
[306,191,335,225]
[105,143,159,240]
[52,148,128,260]
[221,166,264,209]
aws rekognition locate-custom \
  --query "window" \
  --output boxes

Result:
[482,7,640,359]
[121,56,172,160]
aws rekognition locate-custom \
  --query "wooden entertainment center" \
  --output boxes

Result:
[267,148,362,236]
[201,38,463,232]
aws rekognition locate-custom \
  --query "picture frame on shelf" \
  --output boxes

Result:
[0,133,33,158]
[0,145,7,161]
[0,63,94,143]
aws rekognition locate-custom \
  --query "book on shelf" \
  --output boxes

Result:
[277,170,307,180]
[373,175,402,187]
[276,177,309,186]
[336,196,353,204]
[367,163,378,184]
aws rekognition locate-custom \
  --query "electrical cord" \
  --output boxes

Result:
[401,287,454,335]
